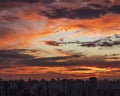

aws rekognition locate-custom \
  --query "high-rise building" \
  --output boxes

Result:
[87,77,98,96]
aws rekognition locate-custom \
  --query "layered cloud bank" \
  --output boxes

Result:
[0,0,120,80]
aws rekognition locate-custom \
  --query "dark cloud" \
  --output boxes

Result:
[44,40,81,46]
[20,55,80,67]
[81,40,114,47]
[0,1,120,20]
[39,2,120,19]
[20,54,120,68]
[110,54,120,56]
[0,49,120,71]
[81,34,120,47]
[0,49,35,69]
[0,49,34,59]
[0,52,33,59]
[42,7,107,19]
[45,34,120,48]
[109,5,120,14]
[44,40,60,46]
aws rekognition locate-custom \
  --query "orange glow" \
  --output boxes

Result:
[0,66,120,79]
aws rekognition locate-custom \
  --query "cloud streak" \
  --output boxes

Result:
[0,49,120,68]
[44,34,120,48]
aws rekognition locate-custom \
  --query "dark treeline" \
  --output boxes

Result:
[0,77,120,96]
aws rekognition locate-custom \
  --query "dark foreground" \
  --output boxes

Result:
[0,77,120,96]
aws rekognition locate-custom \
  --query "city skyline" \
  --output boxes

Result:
[0,77,120,96]
[0,0,120,80]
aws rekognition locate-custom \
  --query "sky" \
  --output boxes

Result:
[0,0,120,80]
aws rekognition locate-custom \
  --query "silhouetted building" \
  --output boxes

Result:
[0,77,120,96]
[87,77,98,96]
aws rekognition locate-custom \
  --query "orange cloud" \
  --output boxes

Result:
[0,8,120,49]
[44,14,120,37]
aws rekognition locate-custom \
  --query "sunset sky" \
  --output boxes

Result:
[0,0,120,80]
